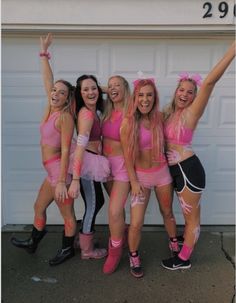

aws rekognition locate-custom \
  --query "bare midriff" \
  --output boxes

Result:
[86,140,102,155]
[41,145,61,162]
[166,142,195,165]
[103,138,123,157]
[135,149,166,169]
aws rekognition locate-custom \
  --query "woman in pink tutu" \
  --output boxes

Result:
[68,75,110,259]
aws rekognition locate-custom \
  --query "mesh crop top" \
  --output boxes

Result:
[90,116,102,141]
[102,110,123,141]
[40,111,61,148]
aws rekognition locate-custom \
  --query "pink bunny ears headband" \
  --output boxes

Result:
[132,71,156,89]
[178,72,202,87]
[132,71,202,88]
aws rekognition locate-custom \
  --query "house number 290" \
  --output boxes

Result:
[203,2,236,18]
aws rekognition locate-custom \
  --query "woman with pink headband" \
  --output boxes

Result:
[161,42,235,270]
[101,75,131,274]
[11,33,77,266]
[120,78,177,278]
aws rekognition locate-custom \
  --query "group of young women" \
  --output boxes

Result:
[11,33,235,278]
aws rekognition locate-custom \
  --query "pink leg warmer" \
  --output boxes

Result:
[178,244,193,261]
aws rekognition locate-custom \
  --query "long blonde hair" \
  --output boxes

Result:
[102,75,130,121]
[163,79,198,121]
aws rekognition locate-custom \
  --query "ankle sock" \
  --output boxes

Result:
[129,251,138,257]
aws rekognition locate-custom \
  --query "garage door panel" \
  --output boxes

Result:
[110,44,157,74]
[166,42,214,77]
[217,96,235,128]
[54,40,106,75]
[2,39,39,72]
[3,99,43,123]
[2,37,235,225]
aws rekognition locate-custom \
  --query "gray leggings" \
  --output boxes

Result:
[80,178,105,233]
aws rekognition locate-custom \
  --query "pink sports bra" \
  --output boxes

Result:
[139,123,152,150]
[40,111,61,148]
[102,110,123,142]
[164,121,193,146]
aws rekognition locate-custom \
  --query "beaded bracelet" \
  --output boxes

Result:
[39,51,51,59]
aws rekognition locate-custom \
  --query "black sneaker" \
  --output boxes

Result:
[129,255,144,278]
[161,255,191,271]
[177,235,184,245]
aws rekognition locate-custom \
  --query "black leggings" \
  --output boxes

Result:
[80,178,105,233]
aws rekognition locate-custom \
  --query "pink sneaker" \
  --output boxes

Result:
[129,255,143,278]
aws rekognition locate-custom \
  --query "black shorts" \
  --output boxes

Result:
[169,155,206,193]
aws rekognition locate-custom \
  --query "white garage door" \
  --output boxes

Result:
[2,36,235,225]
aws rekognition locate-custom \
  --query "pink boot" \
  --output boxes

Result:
[79,233,107,260]
[103,239,123,274]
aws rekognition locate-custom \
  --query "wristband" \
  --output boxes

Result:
[39,51,51,59]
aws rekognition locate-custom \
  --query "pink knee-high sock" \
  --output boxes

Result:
[178,244,193,261]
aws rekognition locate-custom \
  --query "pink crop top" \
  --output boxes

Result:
[40,111,61,148]
[90,116,102,141]
[102,110,123,142]
[139,124,152,150]
[164,122,193,146]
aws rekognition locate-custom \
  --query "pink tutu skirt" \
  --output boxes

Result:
[69,150,111,182]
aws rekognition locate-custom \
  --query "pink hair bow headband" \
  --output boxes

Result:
[132,71,156,88]
[178,72,202,87]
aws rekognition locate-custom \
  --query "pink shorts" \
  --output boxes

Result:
[43,155,72,187]
[108,155,129,182]
[135,164,172,189]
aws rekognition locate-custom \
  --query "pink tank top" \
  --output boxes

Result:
[90,116,102,141]
[40,111,61,148]
[102,110,123,142]
[139,124,152,150]
[164,120,193,145]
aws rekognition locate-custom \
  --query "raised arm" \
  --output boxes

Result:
[40,33,54,103]
[190,41,236,120]
[68,108,94,199]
